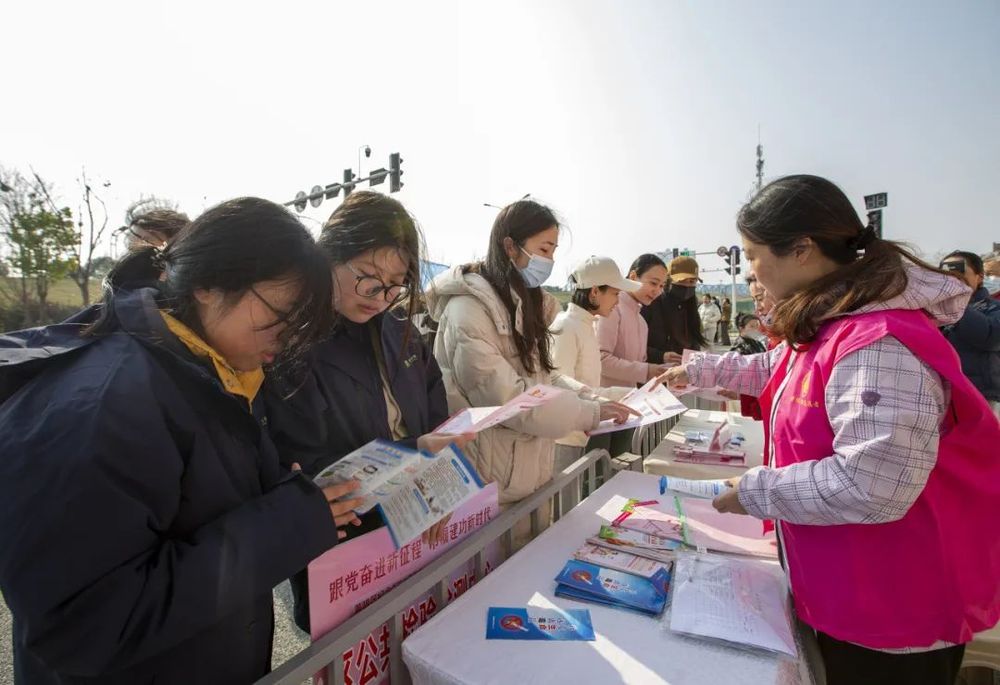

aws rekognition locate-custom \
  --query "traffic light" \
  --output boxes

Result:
[868,210,883,239]
[724,246,741,276]
[369,168,388,186]
[389,153,403,192]
[672,248,679,259]
[343,169,355,197]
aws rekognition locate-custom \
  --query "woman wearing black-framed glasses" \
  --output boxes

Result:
[264,191,464,633]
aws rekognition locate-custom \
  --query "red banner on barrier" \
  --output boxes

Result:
[308,484,501,685]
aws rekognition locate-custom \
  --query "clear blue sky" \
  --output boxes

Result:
[2,0,997,284]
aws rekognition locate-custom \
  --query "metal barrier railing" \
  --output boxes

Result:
[256,448,614,685]
[630,415,681,457]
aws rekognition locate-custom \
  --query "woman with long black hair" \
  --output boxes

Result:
[427,200,636,527]
[265,191,460,631]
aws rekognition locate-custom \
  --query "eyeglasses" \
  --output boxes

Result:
[345,262,410,304]
[249,286,293,330]
[940,261,966,274]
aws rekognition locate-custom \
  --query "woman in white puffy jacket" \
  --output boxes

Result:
[551,256,641,460]
[426,201,636,525]
[698,294,722,341]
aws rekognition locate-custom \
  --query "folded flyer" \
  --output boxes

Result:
[554,559,671,616]
[588,377,686,435]
[573,542,671,579]
[485,607,595,641]
[436,384,566,434]
[313,439,484,549]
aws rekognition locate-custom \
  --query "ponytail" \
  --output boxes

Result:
[85,247,166,337]
[738,175,951,347]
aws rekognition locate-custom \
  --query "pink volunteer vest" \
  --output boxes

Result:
[758,309,1000,649]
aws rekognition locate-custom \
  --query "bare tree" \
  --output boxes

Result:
[31,168,111,306]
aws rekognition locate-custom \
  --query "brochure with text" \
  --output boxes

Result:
[588,378,686,435]
[435,384,567,434]
[313,439,484,549]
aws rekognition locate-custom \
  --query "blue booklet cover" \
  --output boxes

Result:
[485,607,595,641]
[554,559,671,616]
[554,584,662,617]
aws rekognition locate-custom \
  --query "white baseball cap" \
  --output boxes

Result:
[571,256,642,292]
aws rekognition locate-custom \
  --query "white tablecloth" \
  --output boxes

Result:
[644,409,766,480]
[402,470,818,685]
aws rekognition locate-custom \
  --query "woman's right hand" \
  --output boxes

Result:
[320,480,365,539]
[647,363,670,381]
[599,401,642,425]
[653,366,689,389]
[292,462,365,538]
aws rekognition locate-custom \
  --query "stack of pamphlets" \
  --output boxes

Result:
[554,559,671,617]
[586,524,681,564]
[672,420,747,466]
[596,493,778,558]
[573,542,672,579]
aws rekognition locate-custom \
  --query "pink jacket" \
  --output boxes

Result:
[596,291,652,387]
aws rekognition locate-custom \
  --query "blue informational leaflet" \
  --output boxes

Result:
[485,607,596,641]
[554,559,671,616]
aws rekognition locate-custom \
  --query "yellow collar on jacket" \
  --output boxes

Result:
[159,311,264,408]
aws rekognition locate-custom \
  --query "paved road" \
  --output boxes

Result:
[1,581,310,685]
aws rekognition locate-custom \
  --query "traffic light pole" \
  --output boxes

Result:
[284,152,403,213]
[731,255,738,327]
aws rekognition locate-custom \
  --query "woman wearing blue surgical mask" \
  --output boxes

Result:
[427,200,636,538]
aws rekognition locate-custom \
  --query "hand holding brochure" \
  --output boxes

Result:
[313,439,483,549]
[588,378,687,435]
[436,384,567,434]
[485,607,595,641]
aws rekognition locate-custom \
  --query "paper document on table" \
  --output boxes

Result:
[588,378,687,435]
[436,384,567,434]
[669,554,797,657]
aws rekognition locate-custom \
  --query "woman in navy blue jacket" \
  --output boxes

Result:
[0,198,363,685]
[266,191,457,631]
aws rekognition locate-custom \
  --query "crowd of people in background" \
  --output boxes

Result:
[0,175,998,685]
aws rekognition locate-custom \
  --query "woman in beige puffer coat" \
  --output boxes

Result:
[426,200,635,509]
